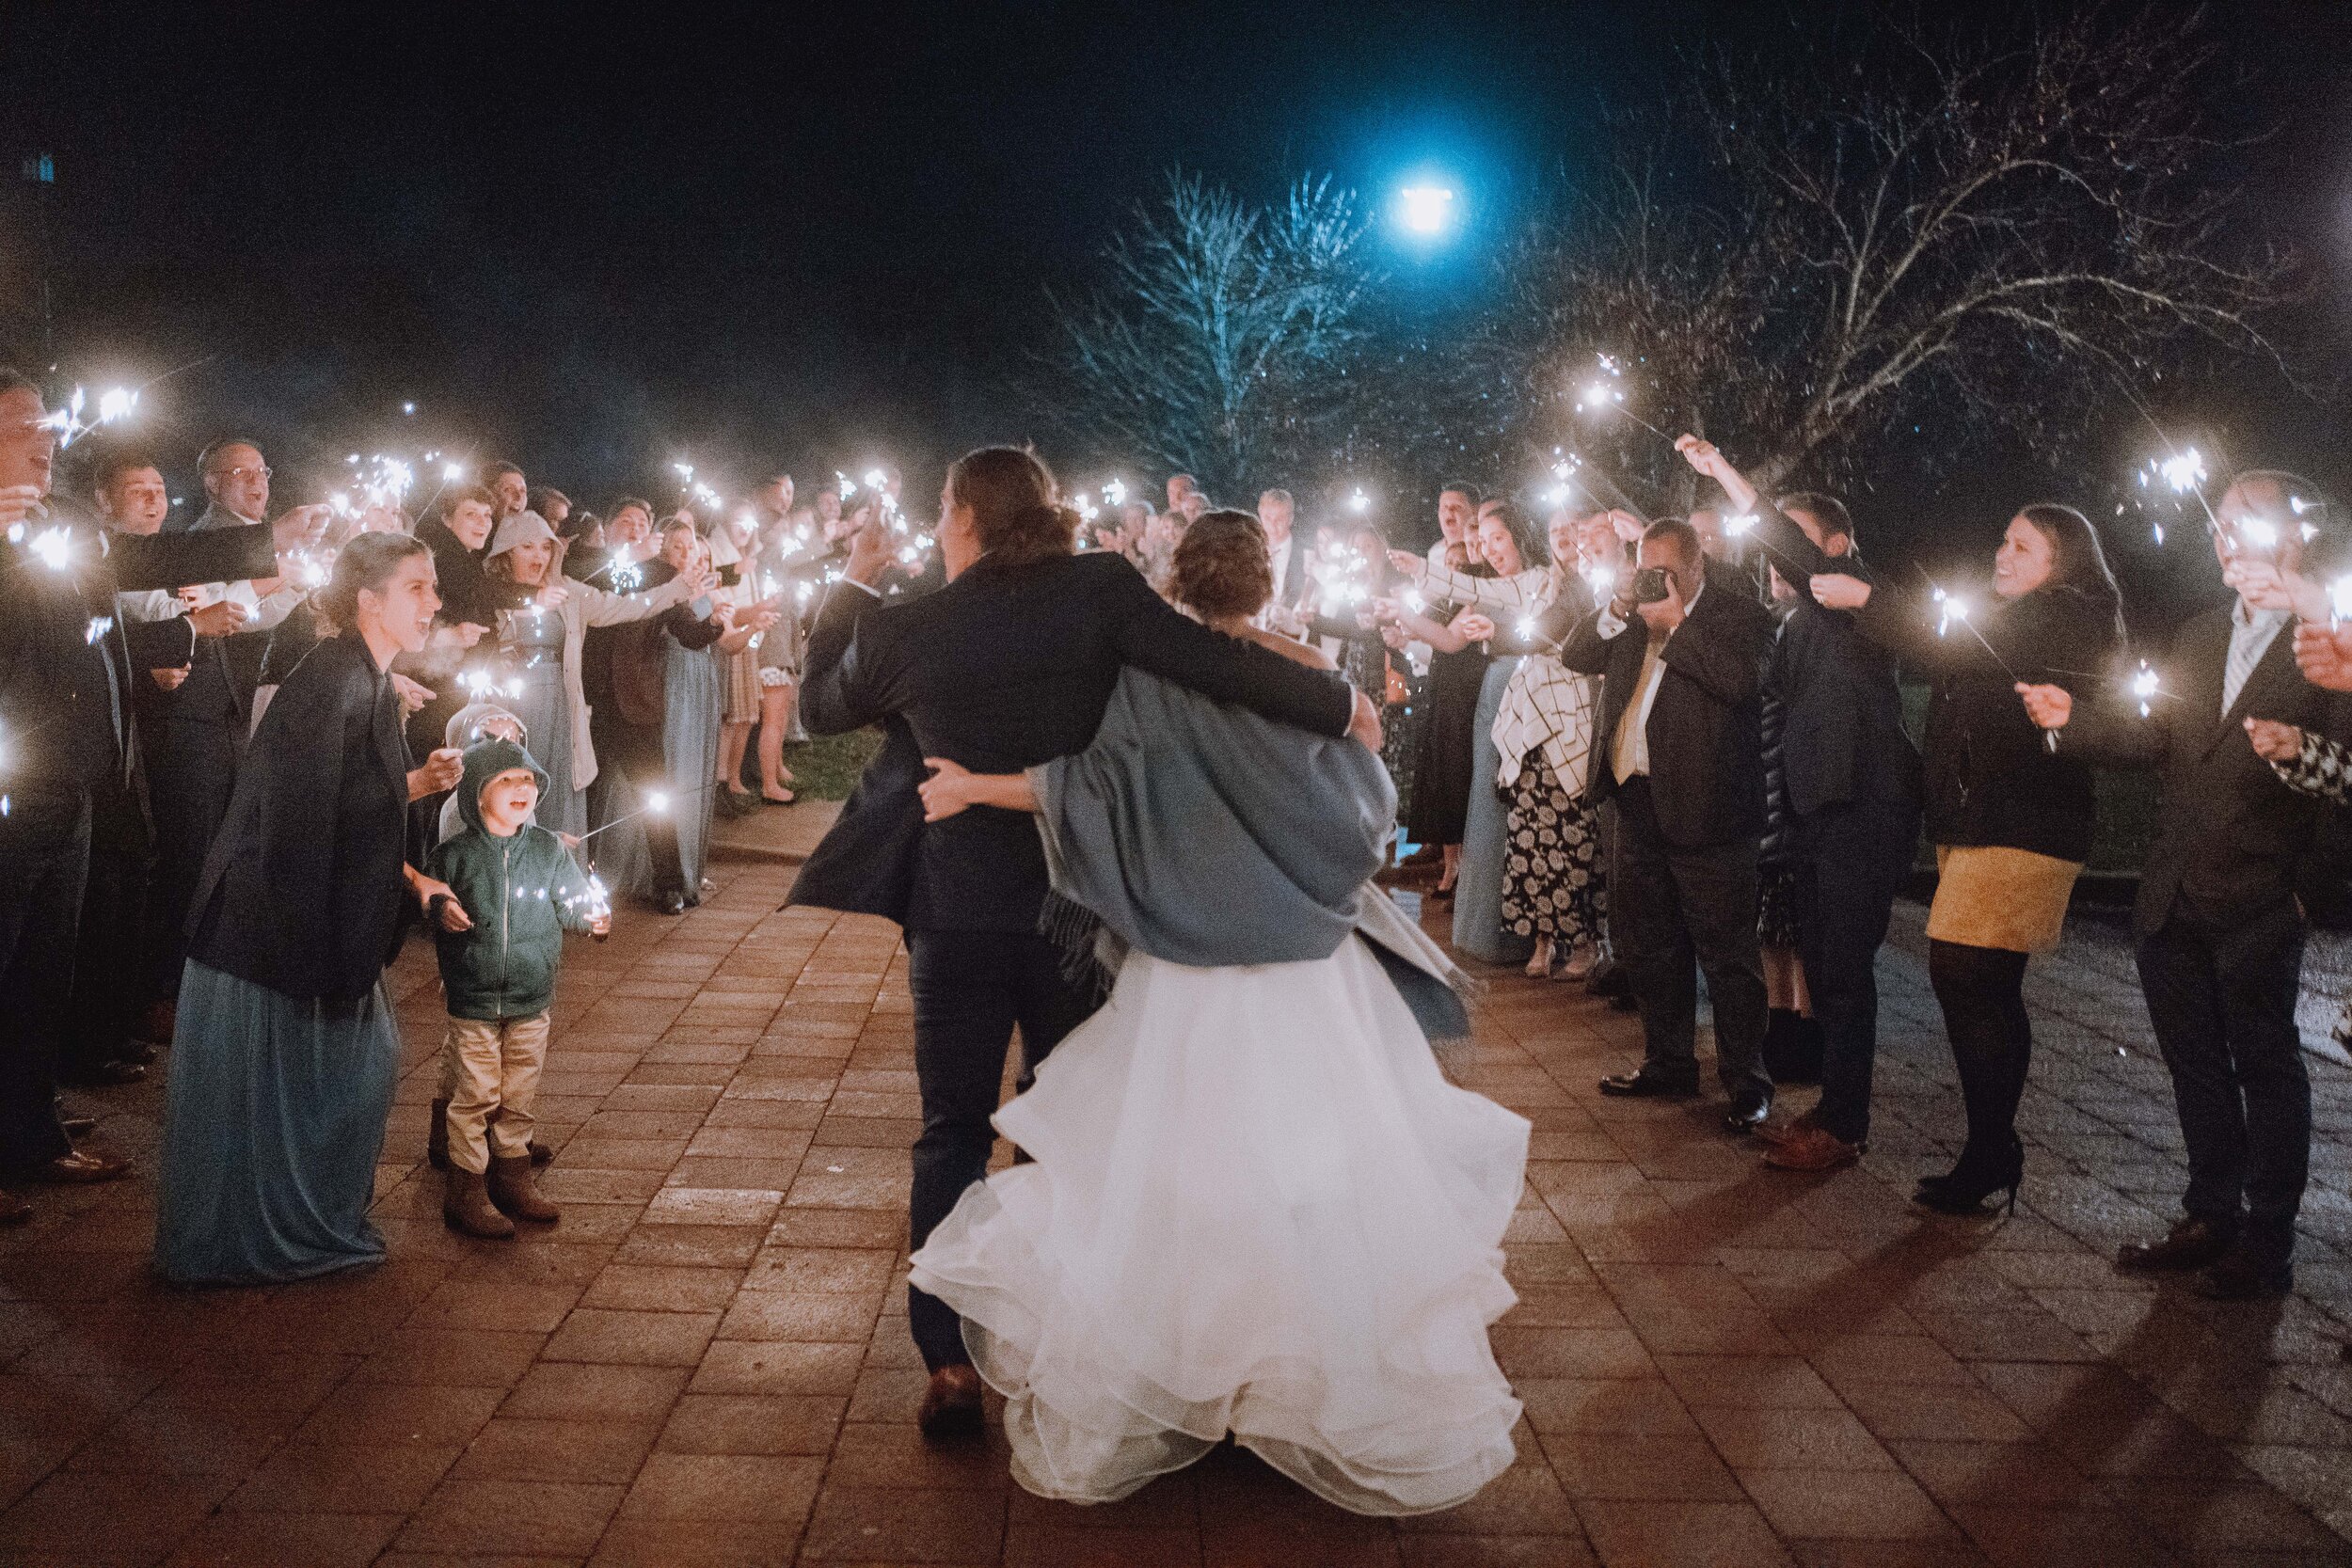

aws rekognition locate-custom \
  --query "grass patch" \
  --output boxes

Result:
[778,728,884,800]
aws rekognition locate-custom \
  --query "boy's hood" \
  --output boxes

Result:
[457,737,549,834]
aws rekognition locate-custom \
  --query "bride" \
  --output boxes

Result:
[908,509,1529,1516]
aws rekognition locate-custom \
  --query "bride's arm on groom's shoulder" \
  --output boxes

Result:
[917,758,1037,822]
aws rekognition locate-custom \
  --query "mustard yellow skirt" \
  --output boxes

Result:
[1926,845,2082,955]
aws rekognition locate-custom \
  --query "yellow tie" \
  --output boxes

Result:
[1613,636,1663,784]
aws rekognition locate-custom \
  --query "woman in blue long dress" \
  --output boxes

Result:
[156,533,468,1285]
[601,525,771,902]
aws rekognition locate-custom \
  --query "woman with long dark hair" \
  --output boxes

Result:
[155,533,469,1284]
[1811,503,2125,1213]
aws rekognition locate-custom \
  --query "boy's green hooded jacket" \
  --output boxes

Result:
[425,738,597,1022]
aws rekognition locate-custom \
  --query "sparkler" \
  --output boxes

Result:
[1102,478,1127,509]
[1915,564,2052,752]
[2130,444,2218,546]
[40,385,139,449]
[1348,487,1372,515]
[574,782,701,846]
[2129,661,2162,719]
[1573,354,1674,445]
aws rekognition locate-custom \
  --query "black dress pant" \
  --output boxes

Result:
[65,782,151,1077]
[0,792,90,1168]
[2136,896,2310,1265]
[1793,796,1920,1145]
[903,927,1097,1371]
[142,717,239,1004]
[1609,776,1771,1101]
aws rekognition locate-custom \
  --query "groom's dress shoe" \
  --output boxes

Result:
[917,1365,985,1440]
[1597,1069,1697,1100]
[1721,1093,1772,1134]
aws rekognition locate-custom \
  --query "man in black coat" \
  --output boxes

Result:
[135,438,320,1037]
[0,372,287,1215]
[793,451,1375,1433]
[2027,473,2352,1299]
[1677,439,1924,1169]
[1563,515,1776,1130]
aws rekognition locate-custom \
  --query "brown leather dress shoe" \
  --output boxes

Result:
[1762,1123,1861,1172]
[28,1149,130,1184]
[2116,1216,2235,1274]
[916,1365,985,1439]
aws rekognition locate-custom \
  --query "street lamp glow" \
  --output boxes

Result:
[1398,185,1456,236]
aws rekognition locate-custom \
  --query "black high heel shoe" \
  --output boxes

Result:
[1915,1138,2025,1216]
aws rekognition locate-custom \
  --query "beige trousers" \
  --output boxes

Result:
[441,1012,551,1175]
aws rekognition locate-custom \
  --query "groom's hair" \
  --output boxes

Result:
[948,446,1076,565]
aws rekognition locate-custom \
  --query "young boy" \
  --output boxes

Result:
[426,737,610,1238]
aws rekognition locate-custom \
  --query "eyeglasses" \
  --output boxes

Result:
[213,465,272,482]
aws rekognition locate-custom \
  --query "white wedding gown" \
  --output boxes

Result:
[907,934,1530,1514]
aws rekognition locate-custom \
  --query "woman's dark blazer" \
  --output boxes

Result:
[188,630,414,1004]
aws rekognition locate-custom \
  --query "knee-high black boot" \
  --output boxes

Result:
[1922,939,2030,1209]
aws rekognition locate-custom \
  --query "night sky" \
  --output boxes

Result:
[3,0,2349,594]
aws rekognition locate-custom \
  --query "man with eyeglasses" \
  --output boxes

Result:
[135,438,325,1045]
[0,373,297,1216]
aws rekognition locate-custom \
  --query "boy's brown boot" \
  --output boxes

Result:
[426,1099,452,1171]
[443,1168,516,1239]
[487,1154,560,1224]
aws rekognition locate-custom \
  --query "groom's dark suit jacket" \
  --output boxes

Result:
[791,549,1357,933]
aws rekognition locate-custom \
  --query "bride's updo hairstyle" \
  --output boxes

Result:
[947,446,1078,566]
[1172,509,1274,622]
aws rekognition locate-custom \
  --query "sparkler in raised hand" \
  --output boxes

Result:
[1573,354,1675,446]
[40,385,139,449]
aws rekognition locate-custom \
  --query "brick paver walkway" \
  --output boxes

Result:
[5,805,2352,1566]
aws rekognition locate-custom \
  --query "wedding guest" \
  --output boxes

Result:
[1255,487,1311,633]
[154,532,467,1283]
[484,462,530,520]
[0,379,286,1220]
[707,524,767,816]
[599,524,765,906]
[1403,483,1489,899]
[425,736,606,1238]
[485,508,699,839]
[529,486,571,531]
[1812,503,2123,1211]
[585,518,716,913]
[1677,438,1925,1172]
[135,439,318,1049]
[1390,507,1608,977]
[2026,473,2349,1296]
[1568,516,1777,1131]
[66,450,190,1084]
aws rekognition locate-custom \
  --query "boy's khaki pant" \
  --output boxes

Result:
[442,1012,551,1175]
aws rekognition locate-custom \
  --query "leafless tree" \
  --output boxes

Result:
[1047,171,1378,499]
[1497,5,2303,511]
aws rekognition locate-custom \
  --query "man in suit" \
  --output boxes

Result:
[1564,515,1776,1131]
[1677,439,1924,1170]
[796,447,1375,1436]
[136,438,318,1038]
[0,372,289,1215]
[2025,472,2352,1299]
[1255,487,1313,634]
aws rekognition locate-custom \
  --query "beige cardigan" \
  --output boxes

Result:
[536,572,697,789]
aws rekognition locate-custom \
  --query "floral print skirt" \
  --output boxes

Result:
[1502,751,1603,946]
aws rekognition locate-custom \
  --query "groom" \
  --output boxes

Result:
[793,448,1376,1436]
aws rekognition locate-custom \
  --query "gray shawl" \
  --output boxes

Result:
[1030,667,1475,1040]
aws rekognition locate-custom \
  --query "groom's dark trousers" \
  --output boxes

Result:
[792,547,1357,1371]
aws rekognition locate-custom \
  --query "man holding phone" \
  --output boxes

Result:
[1562,515,1777,1131]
